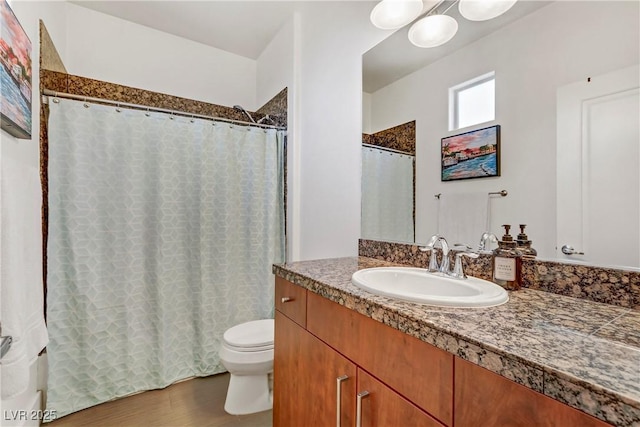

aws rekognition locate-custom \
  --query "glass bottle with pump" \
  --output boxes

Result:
[516,224,537,258]
[492,224,523,290]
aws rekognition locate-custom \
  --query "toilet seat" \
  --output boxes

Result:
[223,319,274,352]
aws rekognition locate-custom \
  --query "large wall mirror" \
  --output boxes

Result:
[362,1,640,269]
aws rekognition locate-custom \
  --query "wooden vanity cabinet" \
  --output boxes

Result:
[275,276,307,327]
[274,278,448,427]
[454,358,611,427]
[274,277,612,427]
[274,311,357,426]
[357,370,444,427]
[306,291,453,426]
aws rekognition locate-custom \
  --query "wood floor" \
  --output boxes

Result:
[47,373,272,427]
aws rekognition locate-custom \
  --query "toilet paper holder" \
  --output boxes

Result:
[0,324,13,359]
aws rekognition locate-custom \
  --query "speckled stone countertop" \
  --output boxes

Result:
[273,257,640,427]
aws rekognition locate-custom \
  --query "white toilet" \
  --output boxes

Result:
[219,318,274,415]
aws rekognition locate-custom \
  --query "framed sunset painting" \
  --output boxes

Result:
[441,125,500,182]
[0,0,32,139]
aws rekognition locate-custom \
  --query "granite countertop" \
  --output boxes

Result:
[273,256,640,427]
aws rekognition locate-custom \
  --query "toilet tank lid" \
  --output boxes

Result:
[223,319,274,348]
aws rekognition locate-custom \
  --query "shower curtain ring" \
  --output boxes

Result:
[116,103,122,113]
[52,92,60,104]
[145,108,150,117]
[83,97,89,108]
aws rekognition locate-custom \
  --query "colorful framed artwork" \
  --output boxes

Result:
[441,125,500,182]
[1,0,32,139]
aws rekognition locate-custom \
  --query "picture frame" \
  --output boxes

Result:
[441,125,500,182]
[1,0,32,139]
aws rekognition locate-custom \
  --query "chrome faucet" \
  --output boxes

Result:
[419,235,450,274]
[478,232,498,253]
[450,250,480,279]
[420,236,482,279]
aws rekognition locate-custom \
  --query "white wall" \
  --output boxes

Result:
[258,2,390,261]
[367,1,640,259]
[257,14,299,261]
[294,1,389,260]
[63,3,257,109]
[362,92,372,134]
[256,16,294,110]
[1,1,68,420]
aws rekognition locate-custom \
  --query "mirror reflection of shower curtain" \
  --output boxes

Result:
[45,98,285,418]
[361,146,414,242]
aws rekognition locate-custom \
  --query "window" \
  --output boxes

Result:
[449,72,495,131]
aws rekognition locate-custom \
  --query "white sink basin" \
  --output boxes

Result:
[351,267,509,308]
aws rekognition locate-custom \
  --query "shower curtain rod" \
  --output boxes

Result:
[362,143,414,157]
[42,89,287,131]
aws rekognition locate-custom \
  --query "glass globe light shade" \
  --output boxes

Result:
[458,0,518,21]
[370,0,424,30]
[408,14,458,48]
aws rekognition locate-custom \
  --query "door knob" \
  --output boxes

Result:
[561,245,584,255]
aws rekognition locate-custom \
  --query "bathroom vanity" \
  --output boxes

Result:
[272,257,640,426]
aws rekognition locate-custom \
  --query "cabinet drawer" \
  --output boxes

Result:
[275,277,307,327]
[307,292,453,426]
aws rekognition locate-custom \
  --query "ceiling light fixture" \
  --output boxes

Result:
[458,0,518,21]
[370,0,424,30]
[370,0,518,48]
[408,14,458,48]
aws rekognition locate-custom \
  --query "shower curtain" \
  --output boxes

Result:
[361,146,414,242]
[45,98,285,417]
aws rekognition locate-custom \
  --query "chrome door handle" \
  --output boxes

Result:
[336,375,349,427]
[281,297,292,303]
[561,245,584,255]
[356,391,370,427]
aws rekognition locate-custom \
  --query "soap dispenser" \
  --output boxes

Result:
[492,224,523,290]
[516,224,537,258]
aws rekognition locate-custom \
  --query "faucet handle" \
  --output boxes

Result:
[419,235,441,272]
[450,251,480,279]
[478,232,498,253]
[452,243,473,251]
[420,247,440,272]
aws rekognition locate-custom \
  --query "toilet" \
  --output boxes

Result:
[219,318,274,415]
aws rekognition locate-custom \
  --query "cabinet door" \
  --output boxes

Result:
[307,291,453,425]
[454,358,611,427]
[274,311,357,427]
[357,370,445,427]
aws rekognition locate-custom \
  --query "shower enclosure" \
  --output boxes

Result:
[44,96,285,418]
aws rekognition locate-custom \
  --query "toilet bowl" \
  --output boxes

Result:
[219,319,274,415]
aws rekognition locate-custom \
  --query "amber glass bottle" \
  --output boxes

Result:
[516,224,537,258]
[492,225,523,290]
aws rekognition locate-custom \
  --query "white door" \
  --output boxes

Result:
[557,65,640,268]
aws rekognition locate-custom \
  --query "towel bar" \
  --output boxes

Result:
[434,190,508,199]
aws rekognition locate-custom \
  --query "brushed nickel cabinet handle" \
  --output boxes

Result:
[336,375,349,427]
[281,297,292,303]
[356,390,370,427]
